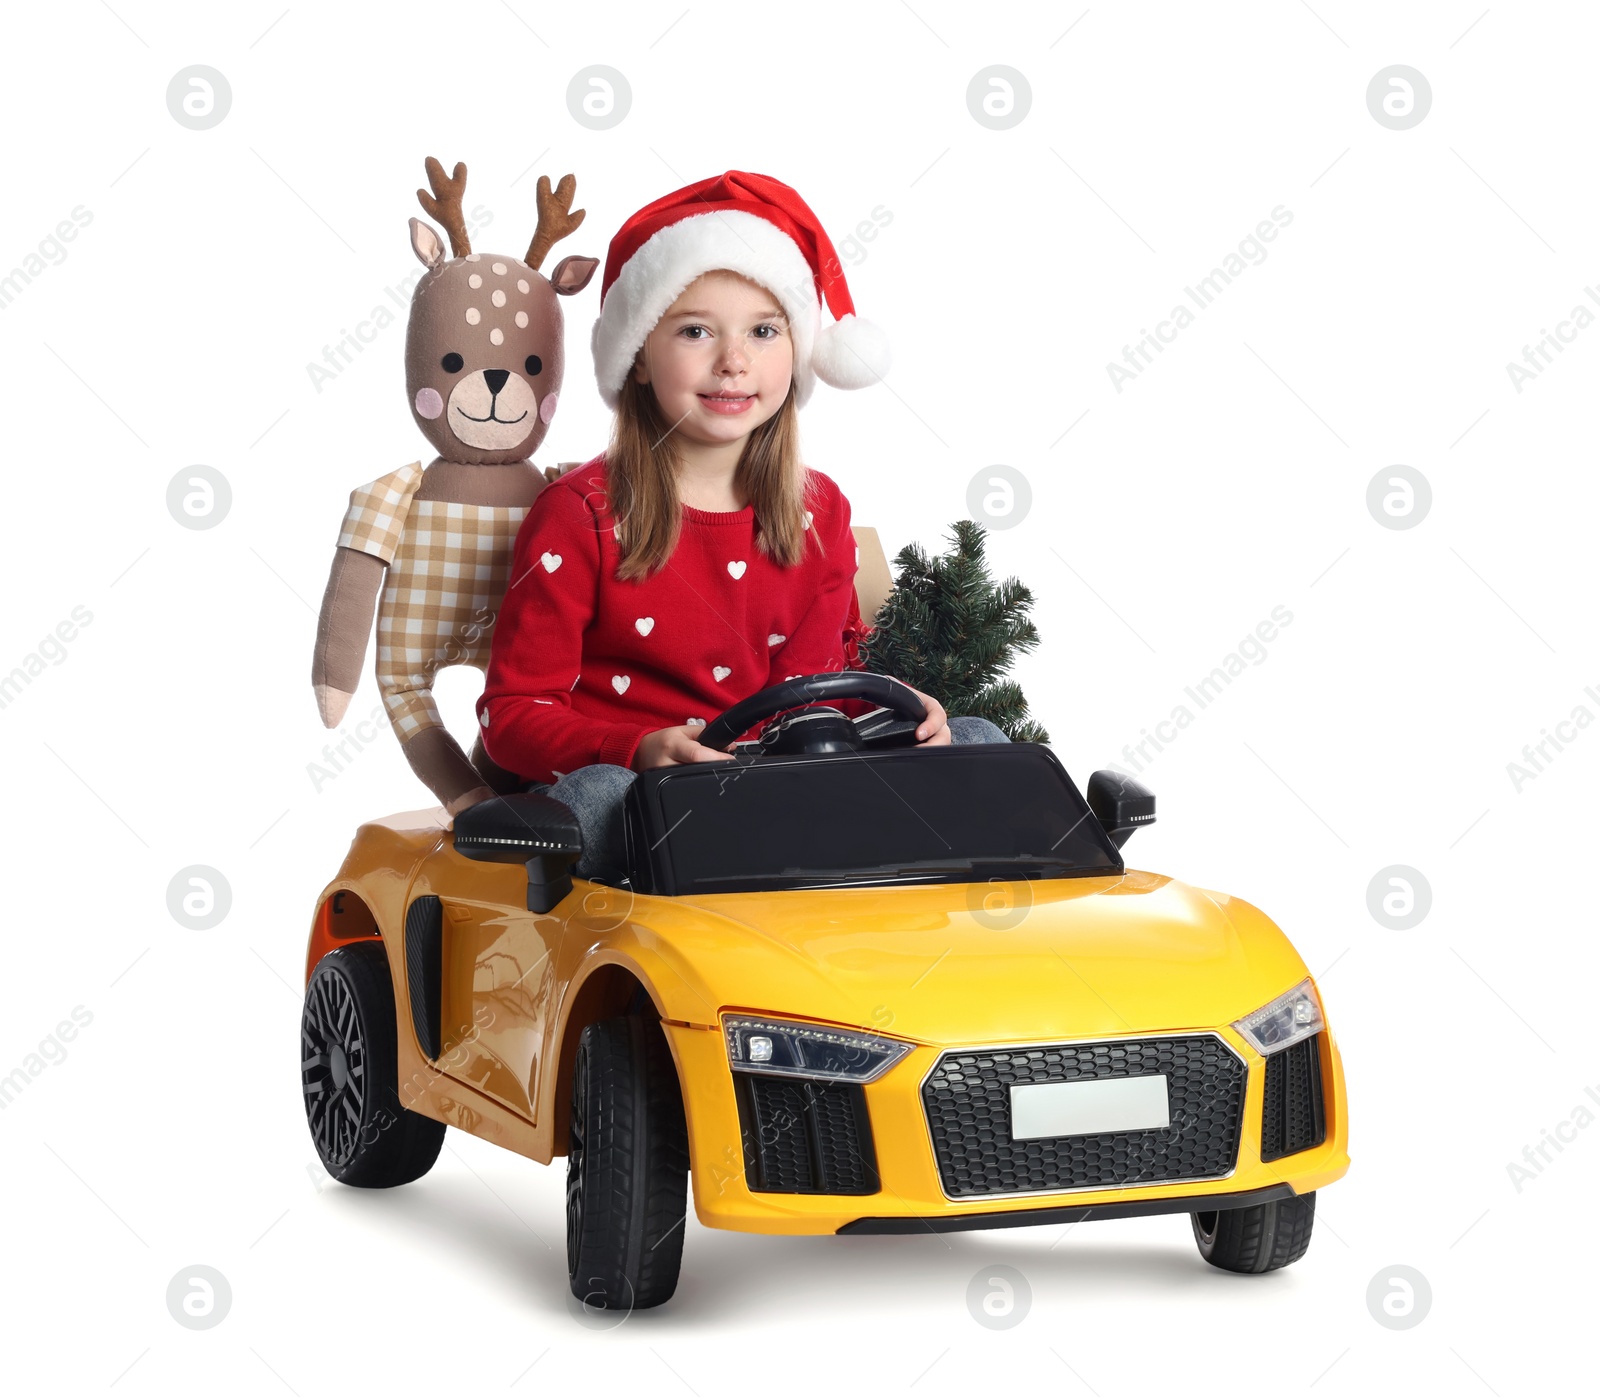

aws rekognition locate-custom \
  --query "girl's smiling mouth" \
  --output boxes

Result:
[698,391,756,415]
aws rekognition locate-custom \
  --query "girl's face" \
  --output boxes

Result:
[633,270,794,451]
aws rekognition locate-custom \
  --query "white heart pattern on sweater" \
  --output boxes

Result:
[541,551,562,572]
[803,510,814,530]
[713,666,732,682]
[612,675,630,694]
[687,717,705,726]
[767,633,786,646]
[635,617,654,635]
[727,560,746,579]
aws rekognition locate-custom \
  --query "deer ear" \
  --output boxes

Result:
[549,254,599,296]
[409,217,446,269]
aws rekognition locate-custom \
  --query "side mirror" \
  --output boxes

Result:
[1086,770,1156,850]
[453,792,582,913]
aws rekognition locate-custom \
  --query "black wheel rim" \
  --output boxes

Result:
[566,1046,587,1272]
[302,966,366,1169]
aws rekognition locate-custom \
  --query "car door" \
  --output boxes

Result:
[401,840,566,1123]
[436,898,564,1121]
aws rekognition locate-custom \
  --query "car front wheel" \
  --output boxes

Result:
[566,1015,689,1311]
[302,942,446,1187]
[1192,1191,1316,1273]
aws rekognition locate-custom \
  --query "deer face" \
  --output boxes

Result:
[405,253,565,461]
[404,159,598,465]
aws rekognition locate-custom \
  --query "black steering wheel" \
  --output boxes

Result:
[696,670,929,757]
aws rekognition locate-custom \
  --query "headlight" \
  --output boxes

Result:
[721,1014,911,1083]
[1232,977,1325,1055]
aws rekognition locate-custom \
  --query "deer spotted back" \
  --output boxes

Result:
[404,158,598,465]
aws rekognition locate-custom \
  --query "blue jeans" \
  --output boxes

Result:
[527,715,1010,883]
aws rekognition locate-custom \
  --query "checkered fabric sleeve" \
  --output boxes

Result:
[335,462,425,564]
[374,498,528,741]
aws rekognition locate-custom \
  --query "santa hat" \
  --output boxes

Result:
[591,170,891,409]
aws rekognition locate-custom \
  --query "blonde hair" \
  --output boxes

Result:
[604,318,819,582]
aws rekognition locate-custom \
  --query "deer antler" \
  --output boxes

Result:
[417,157,471,259]
[525,174,586,271]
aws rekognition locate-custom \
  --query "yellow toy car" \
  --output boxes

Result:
[302,671,1349,1310]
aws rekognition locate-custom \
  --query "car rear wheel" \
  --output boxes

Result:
[302,942,446,1188]
[1192,1191,1316,1273]
[566,1015,689,1311]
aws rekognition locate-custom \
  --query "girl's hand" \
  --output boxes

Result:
[905,685,950,746]
[632,723,738,770]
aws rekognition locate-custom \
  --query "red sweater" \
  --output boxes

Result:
[477,454,877,783]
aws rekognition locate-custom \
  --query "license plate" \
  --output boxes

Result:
[1009,1074,1171,1140]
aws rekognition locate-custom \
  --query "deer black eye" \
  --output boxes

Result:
[441,352,464,373]
[525,355,543,376]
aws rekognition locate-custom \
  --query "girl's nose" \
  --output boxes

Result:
[714,342,748,376]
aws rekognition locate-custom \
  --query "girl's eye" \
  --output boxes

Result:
[677,322,782,340]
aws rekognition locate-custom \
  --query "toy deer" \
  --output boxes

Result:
[312,157,598,815]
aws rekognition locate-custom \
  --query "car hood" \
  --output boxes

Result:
[637,870,1310,1045]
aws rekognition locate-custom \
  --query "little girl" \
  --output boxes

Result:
[476,171,1007,881]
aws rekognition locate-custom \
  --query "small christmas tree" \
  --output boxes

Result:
[860,519,1048,743]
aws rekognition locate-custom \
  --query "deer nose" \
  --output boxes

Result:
[483,368,510,395]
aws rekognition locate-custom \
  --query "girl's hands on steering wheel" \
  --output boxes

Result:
[905,684,950,745]
[632,722,737,770]
[633,680,947,769]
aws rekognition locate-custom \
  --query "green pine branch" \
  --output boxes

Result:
[860,519,1048,743]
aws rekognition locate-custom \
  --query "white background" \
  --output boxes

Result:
[1,1,1593,1391]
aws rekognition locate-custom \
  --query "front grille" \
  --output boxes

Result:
[733,1074,880,1195]
[1260,1033,1327,1161]
[922,1034,1246,1198]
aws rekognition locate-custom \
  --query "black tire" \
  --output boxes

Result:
[1192,1191,1316,1273]
[302,942,446,1188]
[566,1015,689,1310]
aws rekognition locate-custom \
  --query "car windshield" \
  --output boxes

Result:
[630,744,1123,895]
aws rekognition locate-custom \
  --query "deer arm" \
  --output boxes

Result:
[400,726,497,816]
[312,546,385,727]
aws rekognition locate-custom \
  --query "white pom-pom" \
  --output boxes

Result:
[810,313,891,389]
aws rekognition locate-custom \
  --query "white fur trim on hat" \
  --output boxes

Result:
[592,209,834,409]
